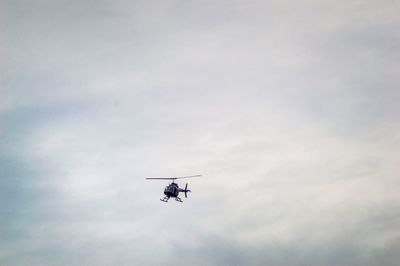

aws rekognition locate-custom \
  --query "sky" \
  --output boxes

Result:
[1,0,400,265]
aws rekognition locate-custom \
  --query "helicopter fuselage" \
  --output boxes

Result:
[164,183,181,198]
[160,182,190,202]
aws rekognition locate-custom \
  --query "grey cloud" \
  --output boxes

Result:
[1,0,400,265]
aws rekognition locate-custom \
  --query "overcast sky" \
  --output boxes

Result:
[1,0,400,265]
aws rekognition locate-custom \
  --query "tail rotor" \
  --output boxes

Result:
[184,183,191,198]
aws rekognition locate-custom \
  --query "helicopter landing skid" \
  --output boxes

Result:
[160,197,169,202]
[175,197,183,202]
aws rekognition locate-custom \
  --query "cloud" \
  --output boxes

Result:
[1,0,399,265]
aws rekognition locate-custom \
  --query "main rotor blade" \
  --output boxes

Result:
[146,178,176,180]
[145,175,202,180]
[173,175,202,179]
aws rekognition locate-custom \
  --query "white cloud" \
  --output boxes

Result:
[2,0,400,265]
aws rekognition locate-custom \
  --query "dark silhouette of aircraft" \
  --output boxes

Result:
[146,175,202,202]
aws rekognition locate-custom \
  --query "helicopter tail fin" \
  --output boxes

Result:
[184,183,191,198]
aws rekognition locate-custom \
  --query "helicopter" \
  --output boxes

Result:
[146,175,202,202]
